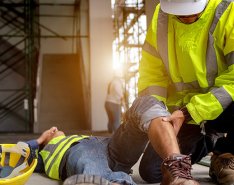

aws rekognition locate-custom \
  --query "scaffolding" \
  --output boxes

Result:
[112,0,146,108]
[38,0,91,130]
[0,0,40,132]
[0,0,90,132]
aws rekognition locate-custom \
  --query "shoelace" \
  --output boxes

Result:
[163,155,193,180]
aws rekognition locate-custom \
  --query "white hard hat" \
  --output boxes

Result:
[160,0,208,16]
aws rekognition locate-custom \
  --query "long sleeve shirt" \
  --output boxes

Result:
[26,139,45,173]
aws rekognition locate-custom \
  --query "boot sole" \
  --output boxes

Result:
[209,171,234,185]
[63,174,112,185]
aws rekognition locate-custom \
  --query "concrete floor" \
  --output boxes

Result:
[25,161,216,185]
[0,133,216,185]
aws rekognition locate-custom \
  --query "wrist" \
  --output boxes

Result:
[36,138,42,145]
[180,106,192,123]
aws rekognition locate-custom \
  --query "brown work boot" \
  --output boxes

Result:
[160,154,199,185]
[209,153,234,185]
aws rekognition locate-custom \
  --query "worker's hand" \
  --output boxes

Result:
[36,126,58,145]
[162,110,185,135]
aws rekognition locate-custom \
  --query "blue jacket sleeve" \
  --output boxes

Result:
[26,139,45,173]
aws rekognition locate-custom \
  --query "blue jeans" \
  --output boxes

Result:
[108,96,234,183]
[65,136,136,185]
[105,101,121,133]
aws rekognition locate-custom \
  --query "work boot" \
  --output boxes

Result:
[209,153,234,185]
[160,154,199,185]
[63,174,114,185]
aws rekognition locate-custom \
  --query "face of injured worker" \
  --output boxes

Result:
[37,126,65,146]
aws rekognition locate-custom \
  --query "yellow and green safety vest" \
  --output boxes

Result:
[40,135,89,180]
[138,0,234,124]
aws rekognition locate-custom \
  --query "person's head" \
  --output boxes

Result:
[160,0,208,23]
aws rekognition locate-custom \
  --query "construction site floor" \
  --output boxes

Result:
[0,133,216,185]
[25,162,215,185]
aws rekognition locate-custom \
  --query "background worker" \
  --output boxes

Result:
[105,71,125,134]
[107,0,234,185]
[27,127,135,185]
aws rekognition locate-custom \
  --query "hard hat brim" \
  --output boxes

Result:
[0,143,38,185]
[160,0,207,16]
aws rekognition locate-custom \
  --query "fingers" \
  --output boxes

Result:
[162,116,171,122]
[50,126,58,134]
[37,127,58,145]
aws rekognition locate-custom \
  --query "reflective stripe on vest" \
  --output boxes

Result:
[226,51,234,66]
[138,85,167,98]
[206,0,232,86]
[211,87,233,110]
[203,0,233,109]
[141,0,232,108]
[142,41,161,58]
[40,135,89,180]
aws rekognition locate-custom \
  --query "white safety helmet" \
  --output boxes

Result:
[160,0,208,15]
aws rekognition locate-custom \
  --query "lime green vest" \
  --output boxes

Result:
[40,135,89,180]
[139,0,234,124]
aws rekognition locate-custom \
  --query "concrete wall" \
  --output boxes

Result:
[37,54,87,133]
[36,0,113,132]
[0,0,158,133]
[37,0,156,132]
[88,0,158,131]
[35,0,92,132]
[35,1,80,133]
[89,0,113,131]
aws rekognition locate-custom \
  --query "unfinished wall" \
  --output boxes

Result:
[89,0,113,131]
[35,0,90,133]
[38,54,87,133]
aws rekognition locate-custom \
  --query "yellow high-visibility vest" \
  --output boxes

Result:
[139,0,234,124]
[40,135,89,180]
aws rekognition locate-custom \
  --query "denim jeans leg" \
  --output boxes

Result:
[108,96,160,174]
[105,102,121,133]
[65,137,136,185]
[110,102,121,132]
[105,102,114,133]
